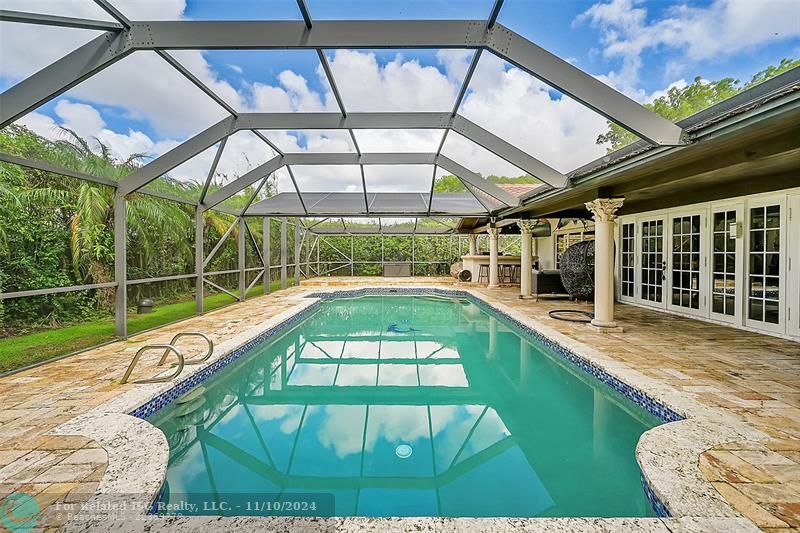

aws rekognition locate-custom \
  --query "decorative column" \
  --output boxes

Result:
[517,220,536,298]
[468,234,478,256]
[585,198,624,330]
[487,226,500,288]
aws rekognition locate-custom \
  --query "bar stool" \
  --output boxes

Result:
[477,264,490,284]
[499,264,515,284]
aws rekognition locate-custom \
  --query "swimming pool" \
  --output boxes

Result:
[148,294,663,518]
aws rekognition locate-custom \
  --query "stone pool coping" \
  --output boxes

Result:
[51,286,766,532]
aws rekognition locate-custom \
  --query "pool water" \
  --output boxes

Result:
[149,295,661,517]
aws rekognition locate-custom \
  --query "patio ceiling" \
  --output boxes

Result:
[0,0,687,220]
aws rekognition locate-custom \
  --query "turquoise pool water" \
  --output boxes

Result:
[149,295,661,518]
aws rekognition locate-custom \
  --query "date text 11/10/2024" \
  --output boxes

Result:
[154,493,335,516]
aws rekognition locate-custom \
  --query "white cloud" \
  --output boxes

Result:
[327,49,460,112]
[18,100,179,163]
[459,54,608,173]
[577,0,800,90]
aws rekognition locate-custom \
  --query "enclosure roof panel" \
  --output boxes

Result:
[246,192,488,217]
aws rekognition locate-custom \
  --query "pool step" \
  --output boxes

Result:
[176,385,206,404]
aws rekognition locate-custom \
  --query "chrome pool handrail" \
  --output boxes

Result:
[157,332,214,366]
[121,344,184,384]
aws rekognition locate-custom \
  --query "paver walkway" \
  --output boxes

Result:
[0,278,797,531]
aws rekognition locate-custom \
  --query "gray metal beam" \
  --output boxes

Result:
[111,111,552,204]
[263,217,271,293]
[155,50,238,117]
[203,155,283,209]
[0,31,131,128]
[93,0,131,28]
[285,165,308,214]
[203,218,236,268]
[195,207,204,314]
[0,10,123,31]
[296,0,313,28]
[436,154,520,206]
[450,115,568,187]
[0,152,116,188]
[294,222,301,285]
[199,137,227,204]
[253,130,284,155]
[486,25,684,145]
[130,20,490,50]
[0,152,198,206]
[316,50,346,115]
[118,116,235,195]
[281,152,437,165]
[113,193,127,337]
[238,112,451,130]
[487,0,505,27]
[1,18,682,152]
[280,218,288,289]
[0,282,117,301]
[238,217,246,300]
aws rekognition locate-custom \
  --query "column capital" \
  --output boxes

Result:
[585,197,624,222]
[517,220,537,234]
[487,226,500,239]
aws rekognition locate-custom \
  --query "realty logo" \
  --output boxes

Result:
[0,492,40,533]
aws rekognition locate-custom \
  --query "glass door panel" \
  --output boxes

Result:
[620,222,636,301]
[746,201,784,333]
[669,213,703,313]
[710,207,741,323]
[789,195,799,338]
[638,218,665,307]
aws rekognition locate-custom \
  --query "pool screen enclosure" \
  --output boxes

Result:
[0,0,687,338]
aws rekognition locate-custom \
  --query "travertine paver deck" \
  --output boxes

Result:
[0,277,797,532]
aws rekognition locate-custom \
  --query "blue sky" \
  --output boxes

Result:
[178,0,800,98]
[1,0,798,183]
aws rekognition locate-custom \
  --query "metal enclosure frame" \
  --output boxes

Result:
[0,0,687,341]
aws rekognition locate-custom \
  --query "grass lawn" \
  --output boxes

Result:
[0,281,291,374]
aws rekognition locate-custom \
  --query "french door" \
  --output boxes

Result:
[637,217,666,308]
[709,204,743,324]
[619,222,636,301]
[745,197,786,334]
[788,195,799,338]
[667,211,706,316]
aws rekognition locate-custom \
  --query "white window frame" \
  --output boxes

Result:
[617,220,637,303]
[666,208,708,318]
[787,194,799,338]
[708,201,745,325]
[743,195,786,335]
[636,215,667,310]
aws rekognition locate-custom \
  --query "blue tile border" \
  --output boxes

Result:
[129,286,682,518]
[642,473,670,518]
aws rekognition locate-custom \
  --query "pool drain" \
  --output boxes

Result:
[395,444,413,459]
